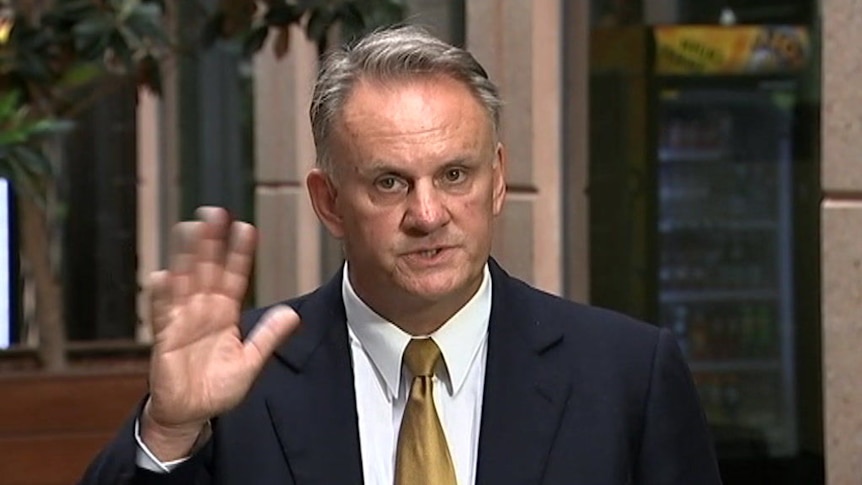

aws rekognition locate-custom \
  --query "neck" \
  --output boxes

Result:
[386,295,472,336]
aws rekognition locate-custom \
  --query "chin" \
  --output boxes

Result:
[399,271,478,303]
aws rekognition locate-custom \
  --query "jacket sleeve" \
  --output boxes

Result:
[77,400,214,485]
[634,328,723,485]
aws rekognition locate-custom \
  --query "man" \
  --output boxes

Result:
[79,26,721,485]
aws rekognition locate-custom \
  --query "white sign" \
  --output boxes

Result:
[0,179,10,348]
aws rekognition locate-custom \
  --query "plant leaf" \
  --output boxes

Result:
[57,63,104,88]
[0,91,21,121]
[0,130,28,146]
[26,118,75,137]
[273,25,291,59]
[305,6,334,46]
[11,145,53,177]
[264,2,304,27]
[201,11,226,47]
[136,54,162,94]
[57,0,100,16]
[124,4,169,45]
[242,24,269,57]
[221,0,256,37]
[7,156,45,205]
[73,13,114,38]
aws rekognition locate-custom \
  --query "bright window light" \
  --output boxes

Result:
[0,179,10,348]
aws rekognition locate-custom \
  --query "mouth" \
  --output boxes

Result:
[417,248,443,257]
[402,246,454,263]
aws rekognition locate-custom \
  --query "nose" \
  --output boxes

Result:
[403,180,450,234]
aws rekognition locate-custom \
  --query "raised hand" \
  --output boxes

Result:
[140,207,301,460]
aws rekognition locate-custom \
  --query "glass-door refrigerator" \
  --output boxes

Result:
[657,82,798,456]
[589,24,817,461]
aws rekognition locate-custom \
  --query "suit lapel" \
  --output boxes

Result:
[264,269,364,485]
[476,261,572,485]
[255,261,572,485]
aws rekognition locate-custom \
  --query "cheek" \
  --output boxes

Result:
[455,194,496,237]
[346,205,403,247]
[459,187,496,218]
[453,200,495,240]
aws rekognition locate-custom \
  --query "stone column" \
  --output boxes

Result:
[137,1,194,340]
[562,0,590,303]
[136,90,160,343]
[466,0,563,294]
[252,29,321,306]
[822,1,862,482]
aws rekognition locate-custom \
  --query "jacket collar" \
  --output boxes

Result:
[266,258,572,485]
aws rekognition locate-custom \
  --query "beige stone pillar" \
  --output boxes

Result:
[822,1,862,482]
[136,3,182,341]
[562,0,590,303]
[253,28,321,306]
[466,0,563,294]
[136,90,160,343]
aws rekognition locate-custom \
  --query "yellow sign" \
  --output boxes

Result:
[0,16,12,45]
[655,26,810,75]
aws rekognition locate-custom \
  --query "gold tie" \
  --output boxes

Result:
[394,338,457,485]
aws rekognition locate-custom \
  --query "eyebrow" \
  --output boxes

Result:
[357,162,404,179]
[360,156,477,175]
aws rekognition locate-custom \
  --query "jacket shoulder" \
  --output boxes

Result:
[238,288,325,337]
[501,275,665,360]
[511,276,659,333]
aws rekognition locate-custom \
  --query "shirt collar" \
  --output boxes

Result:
[343,263,491,399]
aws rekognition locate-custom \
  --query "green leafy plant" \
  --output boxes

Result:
[203,0,404,58]
[0,0,404,371]
[0,91,72,193]
[0,0,172,370]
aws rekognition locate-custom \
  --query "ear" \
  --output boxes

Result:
[492,142,507,216]
[307,168,345,239]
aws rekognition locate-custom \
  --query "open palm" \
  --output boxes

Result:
[143,207,300,443]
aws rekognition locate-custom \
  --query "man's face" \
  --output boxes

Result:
[312,75,506,314]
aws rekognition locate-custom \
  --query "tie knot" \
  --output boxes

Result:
[403,338,442,377]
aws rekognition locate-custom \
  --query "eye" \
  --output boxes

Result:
[375,175,406,192]
[443,168,466,183]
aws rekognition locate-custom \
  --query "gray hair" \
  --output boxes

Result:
[309,25,503,173]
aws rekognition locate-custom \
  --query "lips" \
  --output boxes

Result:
[405,246,451,256]
[418,249,441,257]
[401,245,455,264]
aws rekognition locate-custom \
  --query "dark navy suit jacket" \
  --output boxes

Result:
[79,260,721,485]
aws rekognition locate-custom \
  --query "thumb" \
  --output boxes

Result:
[243,305,301,372]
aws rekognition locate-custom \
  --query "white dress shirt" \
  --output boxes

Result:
[344,263,490,485]
[136,264,491,485]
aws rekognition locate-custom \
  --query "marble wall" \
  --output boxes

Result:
[822,0,862,482]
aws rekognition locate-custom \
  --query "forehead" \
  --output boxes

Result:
[325,75,497,177]
[338,75,491,136]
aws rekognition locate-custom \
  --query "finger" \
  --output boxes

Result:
[194,207,231,292]
[220,221,257,302]
[243,305,301,372]
[169,221,199,303]
[148,270,172,335]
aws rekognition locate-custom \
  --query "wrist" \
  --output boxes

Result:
[140,399,208,462]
